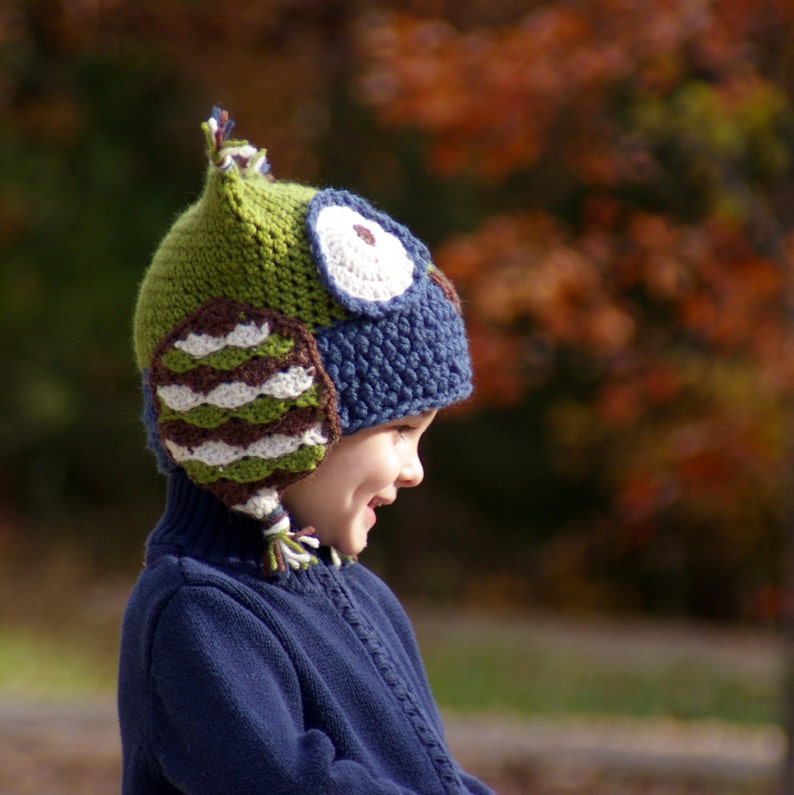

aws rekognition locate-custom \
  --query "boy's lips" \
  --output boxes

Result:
[366,496,394,527]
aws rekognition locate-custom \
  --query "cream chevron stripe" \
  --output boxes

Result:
[157,366,315,411]
[164,423,328,467]
[174,320,272,357]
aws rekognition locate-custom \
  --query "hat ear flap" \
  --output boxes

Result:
[148,297,340,519]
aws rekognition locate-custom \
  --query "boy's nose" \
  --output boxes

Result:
[398,454,424,488]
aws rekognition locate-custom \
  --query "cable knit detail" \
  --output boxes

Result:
[317,567,464,793]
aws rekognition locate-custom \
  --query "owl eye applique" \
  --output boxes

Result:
[306,189,426,317]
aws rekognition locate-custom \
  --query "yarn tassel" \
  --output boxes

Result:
[210,106,234,147]
[261,510,320,575]
[203,106,271,177]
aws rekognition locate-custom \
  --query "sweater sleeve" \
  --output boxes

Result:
[147,584,444,795]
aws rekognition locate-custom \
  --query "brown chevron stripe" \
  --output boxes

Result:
[149,342,321,391]
[169,296,251,338]
[158,406,332,449]
[206,468,314,508]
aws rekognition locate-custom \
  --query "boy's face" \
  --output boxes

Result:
[281,411,436,556]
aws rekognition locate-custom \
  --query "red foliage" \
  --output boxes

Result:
[358,0,794,183]
[356,0,794,615]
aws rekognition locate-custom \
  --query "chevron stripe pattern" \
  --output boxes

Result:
[149,297,340,519]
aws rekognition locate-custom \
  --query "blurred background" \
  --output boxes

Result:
[3,1,794,792]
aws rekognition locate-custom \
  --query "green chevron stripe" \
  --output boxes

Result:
[182,444,326,484]
[161,333,295,373]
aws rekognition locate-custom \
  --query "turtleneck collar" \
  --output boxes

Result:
[146,472,269,575]
[145,473,352,577]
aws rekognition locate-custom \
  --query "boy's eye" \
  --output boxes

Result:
[395,423,427,440]
[389,424,414,439]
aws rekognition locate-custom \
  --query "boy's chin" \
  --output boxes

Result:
[334,532,369,558]
[312,530,366,558]
[335,540,367,557]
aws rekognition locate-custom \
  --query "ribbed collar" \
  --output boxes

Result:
[146,472,272,576]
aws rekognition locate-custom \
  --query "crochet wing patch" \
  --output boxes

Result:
[149,298,340,519]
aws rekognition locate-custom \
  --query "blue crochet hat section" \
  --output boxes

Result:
[315,277,472,434]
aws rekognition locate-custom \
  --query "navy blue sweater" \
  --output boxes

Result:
[118,474,493,794]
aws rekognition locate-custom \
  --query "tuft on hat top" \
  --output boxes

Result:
[133,107,472,573]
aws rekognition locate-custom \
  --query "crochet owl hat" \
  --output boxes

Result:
[134,108,471,570]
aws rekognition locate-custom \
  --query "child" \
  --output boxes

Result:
[118,107,493,795]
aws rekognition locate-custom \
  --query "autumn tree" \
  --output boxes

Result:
[354,0,794,618]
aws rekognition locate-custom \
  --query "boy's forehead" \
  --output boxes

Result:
[349,410,437,439]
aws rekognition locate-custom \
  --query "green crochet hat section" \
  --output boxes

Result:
[133,167,346,370]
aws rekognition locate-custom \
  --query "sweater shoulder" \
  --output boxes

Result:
[122,553,270,638]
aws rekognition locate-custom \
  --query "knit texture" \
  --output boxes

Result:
[133,172,342,369]
[118,474,494,794]
[315,276,472,433]
[133,107,472,523]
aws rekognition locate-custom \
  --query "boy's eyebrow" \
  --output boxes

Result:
[384,415,434,433]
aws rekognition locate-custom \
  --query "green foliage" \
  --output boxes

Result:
[421,632,776,725]
[0,24,205,558]
[0,624,117,701]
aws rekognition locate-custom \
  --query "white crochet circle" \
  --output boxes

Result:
[314,205,414,302]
